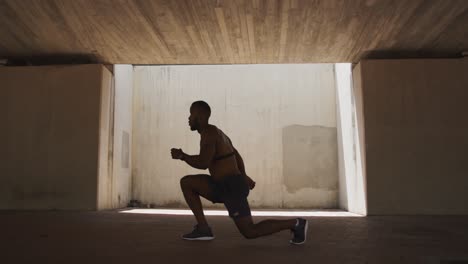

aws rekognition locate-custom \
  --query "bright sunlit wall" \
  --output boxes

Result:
[132,64,339,209]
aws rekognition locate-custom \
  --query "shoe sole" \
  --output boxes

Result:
[290,220,308,245]
[182,236,215,241]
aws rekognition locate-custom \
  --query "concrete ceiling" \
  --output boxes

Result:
[0,0,467,65]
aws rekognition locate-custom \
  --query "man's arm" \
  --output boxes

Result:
[227,136,256,190]
[233,148,247,175]
[181,143,214,170]
[171,129,216,170]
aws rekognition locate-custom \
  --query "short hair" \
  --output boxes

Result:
[191,100,211,118]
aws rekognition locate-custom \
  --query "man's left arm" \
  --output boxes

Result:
[171,130,216,170]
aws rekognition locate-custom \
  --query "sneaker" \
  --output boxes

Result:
[182,225,215,241]
[290,218,308,245]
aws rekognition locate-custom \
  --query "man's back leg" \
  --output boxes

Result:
[233,216,308,244]
[223,190,308,243]
[233,215,296,239]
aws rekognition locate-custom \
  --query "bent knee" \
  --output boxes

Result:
[180,175,193,188]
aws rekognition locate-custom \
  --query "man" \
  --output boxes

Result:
[171,101,308,244]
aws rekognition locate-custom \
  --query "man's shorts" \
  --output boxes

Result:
[208,174,251,219]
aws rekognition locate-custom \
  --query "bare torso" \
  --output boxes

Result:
[203,125,241,181]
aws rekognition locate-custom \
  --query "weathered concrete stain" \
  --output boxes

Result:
[282,125,338,193]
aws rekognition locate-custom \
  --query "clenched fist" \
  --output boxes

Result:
[171,148,185,160]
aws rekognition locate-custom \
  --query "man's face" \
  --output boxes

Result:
[188,107,199,131]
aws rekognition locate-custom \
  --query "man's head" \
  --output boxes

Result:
[188,101,211,131]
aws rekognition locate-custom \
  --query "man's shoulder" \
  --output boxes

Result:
[201,125,219,140]
[206,125,219,134]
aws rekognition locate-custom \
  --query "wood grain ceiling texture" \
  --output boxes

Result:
[0,0,467,64]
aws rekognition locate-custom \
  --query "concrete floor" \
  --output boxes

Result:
[1,210,468,264]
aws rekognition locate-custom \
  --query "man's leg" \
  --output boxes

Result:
[180,174,216,227]
[224,196,296,238]
[233,216,296,239]
[227,195,308,243]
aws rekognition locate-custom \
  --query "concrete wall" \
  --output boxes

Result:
[132,64,338,208]
[96,65,113,210]
[110,65,133,208]
[355,58,468,215]
[335,63,367,215]
[0,64,113,210]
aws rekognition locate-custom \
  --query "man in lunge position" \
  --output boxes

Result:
[171,101,308,244]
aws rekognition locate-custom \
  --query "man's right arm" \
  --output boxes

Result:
[233,148,256,190]
[234,148,247,175]
[227,136,255,190]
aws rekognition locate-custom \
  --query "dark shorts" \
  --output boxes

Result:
[208,174,251,219]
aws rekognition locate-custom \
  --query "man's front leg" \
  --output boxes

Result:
[179,175,215,241]
[180,175,208,227]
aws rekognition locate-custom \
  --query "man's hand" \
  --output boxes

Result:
[171,148,185,160]
[245,175,256,190]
